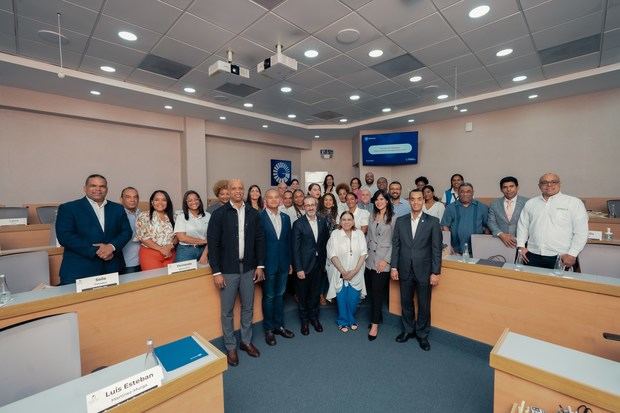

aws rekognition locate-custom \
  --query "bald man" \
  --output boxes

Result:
[517,173,588,270]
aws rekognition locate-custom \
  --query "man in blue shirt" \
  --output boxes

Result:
[120,187,141,274]
[440,183,489,255]
[389,181,411,218]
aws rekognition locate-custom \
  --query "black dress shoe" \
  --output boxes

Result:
[265,332,276,346]
[239,342,261,357]
[301,323,310,336]
[417,336,431,351]
[310,319,323,332]
[368,333,377,341]
[227,350,239,366]
[273,327,295,338]
[395,332,416,343]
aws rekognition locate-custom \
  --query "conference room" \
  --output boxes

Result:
[0,0,619,412]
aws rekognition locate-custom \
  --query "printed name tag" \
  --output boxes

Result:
[587,230,602,240]
[167,259,197,274]
[0,218,27,226]
[76,272,120,292]
[85,366,163,413]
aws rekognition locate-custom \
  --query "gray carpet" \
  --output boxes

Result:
[213,299,493,413]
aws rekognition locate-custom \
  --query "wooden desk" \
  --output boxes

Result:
[0,224,51,249]
[588,238,620,246]
[490,329,620,413]
[0,245,63,286]
[0,267,262,375]
[589,215,620,235]
[389,257,620,360]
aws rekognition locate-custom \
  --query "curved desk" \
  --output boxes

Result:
[0,224,51,249]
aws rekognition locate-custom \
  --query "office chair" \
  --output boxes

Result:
[36,206,58,225]
[0,251,50,292]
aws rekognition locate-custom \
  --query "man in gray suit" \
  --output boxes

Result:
[487,176,528,248]
[391,189,442,351]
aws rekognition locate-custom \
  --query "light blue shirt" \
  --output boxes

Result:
[122,208,140,267]
[392,198,411,218]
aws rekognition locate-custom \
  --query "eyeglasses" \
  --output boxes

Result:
[539,180,560,186]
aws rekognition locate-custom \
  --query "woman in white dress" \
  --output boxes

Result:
[422,185,445,221]
[326,211,367,332]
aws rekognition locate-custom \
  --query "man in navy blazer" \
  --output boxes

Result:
[487,176,528,248]
[260,189,295,346]
[292,196,329,336]
[391,189,442,351]
[56,174,132,285]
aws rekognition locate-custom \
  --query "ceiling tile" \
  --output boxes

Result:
[314,12,383,53]
[410,79,453,98]
[411,36,469,67]
[273,0,350,34]
[15,0,99,35]
[102,0,183,33]
[66,0,105,11]
[388,13,455,52]
[189,0,267,34]
[18,37,82,69]
[605,28,620,50]
[370,54,424,77]
[86,38,147,67]
[359,79,402,96]
[518,0,547,8]
[495,66,544,88]
[286,67,334,88]
[0,33,16,53]
[283,36,341,66]
[80,55,134,80]
[607,0,620,31]
[532,12,603,50]
[331,104,373,119]
[253,0,286,10]
[458,79,500,97]
[601,42,620,65]
[538,34,600,65]
[171,68,227,94]
[314,54,365,78]
[392,67,440,88]
[92,14,163,52]
[445,67,494,86]
[0,0,13,12]
[310,97,347,111]
[160,0,193,9]
[353,96,388,112]
[288,88,328,105]
[242,12,307,51]
[338,0,373,9]
[214,37,273,68]
[440,0,520,34]
[475,36,536,66]
[486,52,541,77]
[524,0,603,33]
[151,37,212,67]
[338,68,387,88]
[357,0,435,34]
[542,52,599,78]
[167,13,235,53]
[346,36,406,66]
[127,68,179,89]
[429,53,482,78]
[0,10,13,36]
[431,0,460,9]
[18,16,89,54]
[312,79,356,96]
[461,12,529,51]
[378,89,418,105]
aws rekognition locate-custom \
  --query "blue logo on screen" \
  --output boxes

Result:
[271,160,291,186]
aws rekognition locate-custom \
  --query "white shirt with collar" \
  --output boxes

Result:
[86,197,107,231]
[410,212,422,240]
[266,208,282,239]
[231,201,246,260]
[307,215,319,242]
[516,192,588,257]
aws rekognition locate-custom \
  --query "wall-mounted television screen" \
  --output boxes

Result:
[361,131,418,166]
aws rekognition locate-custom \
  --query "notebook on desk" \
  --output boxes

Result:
[476,258,505,268]
[154,336,208,372]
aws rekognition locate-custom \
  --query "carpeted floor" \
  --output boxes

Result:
[213,298,494,413]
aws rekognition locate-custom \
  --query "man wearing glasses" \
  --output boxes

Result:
[516,173,588,269]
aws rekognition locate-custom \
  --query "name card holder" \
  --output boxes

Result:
[76,272,120,293]
[0,218,27,226]
[167,259,197,275]
[86,365,163,413]
[588,230,603,240]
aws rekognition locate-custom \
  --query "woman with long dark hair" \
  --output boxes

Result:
[422,185,445,221]
[308,183,322,200]
[174,190,210,264]
[246,184,264,210]
[136,190,177,270]
[323,174,335,195]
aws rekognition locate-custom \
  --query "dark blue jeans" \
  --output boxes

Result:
[262,268,288,331]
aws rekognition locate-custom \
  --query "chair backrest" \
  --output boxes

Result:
[579,244,620,278]
[0,207,28,222]
[471,234,516,263]
[0,313,81,406]
[607,200,620,218]
[36,206,58,225]
[0,251,50,292]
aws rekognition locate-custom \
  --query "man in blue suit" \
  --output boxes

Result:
[56,174,132,285]
[487,176,528,248]
[260,189,295,346]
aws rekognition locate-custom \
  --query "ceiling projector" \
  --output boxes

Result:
[208,50,250,79]
[257,44,297,80]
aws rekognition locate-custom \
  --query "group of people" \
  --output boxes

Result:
[55,169,589,367]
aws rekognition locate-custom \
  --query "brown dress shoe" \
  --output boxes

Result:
[265,331,277,346]
[310,319,323,332]
[301,323,310,336]
[273,327,295,338]
[239,342,261,357]
[227,349,239,366]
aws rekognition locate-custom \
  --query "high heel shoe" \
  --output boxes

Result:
[367,333,377,341]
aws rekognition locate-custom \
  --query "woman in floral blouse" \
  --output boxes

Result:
[136,190,177,270]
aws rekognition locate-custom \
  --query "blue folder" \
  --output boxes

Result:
[154,336,208,372]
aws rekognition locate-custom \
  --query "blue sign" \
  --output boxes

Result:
[361,131,418,166]
[271,159,292,186]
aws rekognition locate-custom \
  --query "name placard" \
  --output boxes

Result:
[85,366,163,413]
[0,218,27,226]
[76,272,120,293]
[588,230,603,240]
[167,259,197,275]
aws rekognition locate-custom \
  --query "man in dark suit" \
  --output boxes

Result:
[207,179,265,367]
[292,196,329,336]
[56,174,132,285]
[487,176,528,248]
[260,189,295,346]
[391,189,442,351]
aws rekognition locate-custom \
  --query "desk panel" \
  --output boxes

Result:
[0,224,51,249]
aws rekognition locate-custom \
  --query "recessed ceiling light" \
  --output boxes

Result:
[280,86,292,93]
[288,114,296,118]
[382,107,391,113]
[314,135,320,139]
[496,48,513,57]
[164,105,173,110]
[304,49,319,58]
[528,94,538,99]
[89,90,101,96]
[512,75,527,82]
[262,124,268,128]
[460,108,468,112]
[219,116,226,120]
[349,94,360,101]
[437,94,449,100]
[408,119,415,123]
[368,49,383,58]
[468,5,490,18]
[118,31,137,41]
[339,118,348,123]
[243,102,253,108]
[100,65,116,73]
[184,87,196,93]
[409,75,422,82]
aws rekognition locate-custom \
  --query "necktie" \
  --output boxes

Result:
[505,199,513,221]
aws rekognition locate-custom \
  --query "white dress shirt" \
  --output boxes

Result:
[266,208,282,239]
[326,229,368,300]
[410,213,421,239]
[278,205,297,227]
[231,201,246,260]
[308,216,318,242]
[86,197,107,231]
[517,192,588,257]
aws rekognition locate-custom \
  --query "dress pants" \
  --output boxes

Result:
[399,272,431,339]
[121,265,141,274]
[366,268,390,324]
[336,283,361,327]
[262,267,288,331]
[139,246,175,270]
[220,268,255,351]
[296,266,321,322]
[525,252,557,269]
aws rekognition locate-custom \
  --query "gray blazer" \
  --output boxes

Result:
[365,214,396,271]
[487,195,528,237]
[391,213,442,280]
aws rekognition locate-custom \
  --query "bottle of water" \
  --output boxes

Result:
[462,243,470,263]
[514,253,524,271]
[604,227,614,241]
[144,338,159,369]
[0,274,11,305]
[553,256,565,275]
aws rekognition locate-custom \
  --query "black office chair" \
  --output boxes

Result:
[607,199,620,218]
